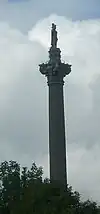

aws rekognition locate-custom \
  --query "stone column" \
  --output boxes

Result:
[48,78,67,186]
[39,24,71,188]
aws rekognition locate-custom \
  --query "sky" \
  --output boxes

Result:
[0,0,100,203]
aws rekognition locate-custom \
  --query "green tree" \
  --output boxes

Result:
[79,199,99,214]
[0,160,99,214]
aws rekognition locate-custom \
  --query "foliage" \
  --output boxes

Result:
[0,160,99,214]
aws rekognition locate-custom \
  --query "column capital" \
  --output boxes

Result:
[39,23,71,85]
[39,61,71,85]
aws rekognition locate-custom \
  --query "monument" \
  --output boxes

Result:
[39,23,71,187]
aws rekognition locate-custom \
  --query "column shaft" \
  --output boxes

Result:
[49,82,67,186]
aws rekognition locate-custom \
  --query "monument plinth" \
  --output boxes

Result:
[39,23,71,187]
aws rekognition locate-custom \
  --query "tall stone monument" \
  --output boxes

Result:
[39,23,71,187]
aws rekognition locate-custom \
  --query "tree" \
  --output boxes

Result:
[79,199,99,214]
[0,160,99,214]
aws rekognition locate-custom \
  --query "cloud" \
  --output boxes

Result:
[68,144,100,202]
[0,15,100,202]
[0,22,48,161]
[0,0,100,36]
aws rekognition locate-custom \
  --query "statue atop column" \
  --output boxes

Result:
[51,23,58,48]
[39,23,71,78]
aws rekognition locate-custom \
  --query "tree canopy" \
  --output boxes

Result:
[0,160,99,214]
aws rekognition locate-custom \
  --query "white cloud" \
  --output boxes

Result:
[68,144,100,203]
[0,15,100,202]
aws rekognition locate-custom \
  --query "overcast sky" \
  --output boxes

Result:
[0,0,100,203]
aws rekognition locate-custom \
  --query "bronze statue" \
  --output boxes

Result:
[51,23,58,48]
